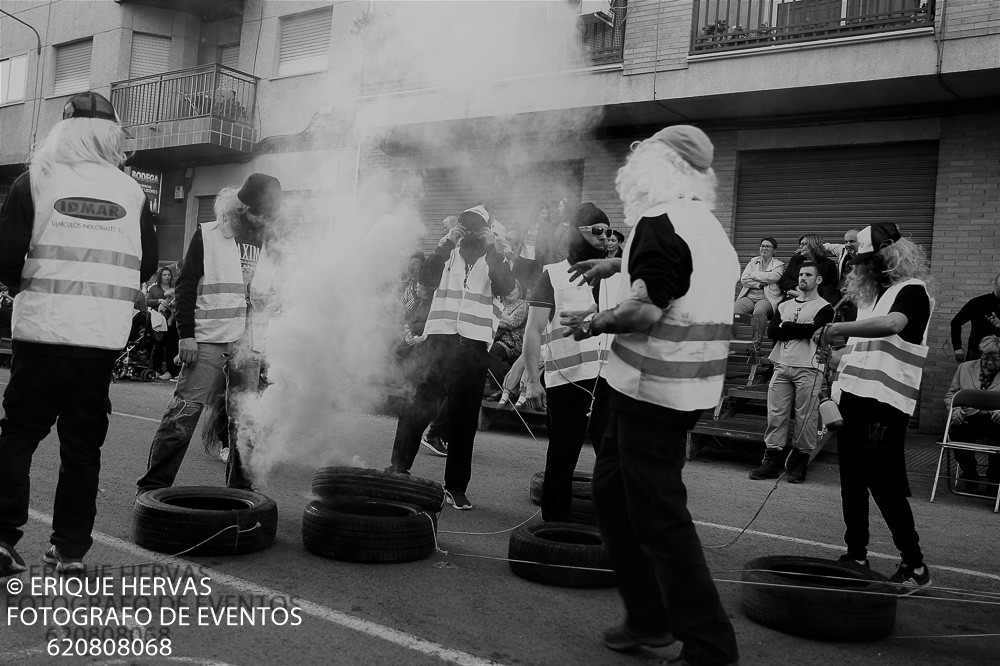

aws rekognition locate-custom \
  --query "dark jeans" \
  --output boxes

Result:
[390,335,488,493]
[150,323,180,377]
[542,377,610,522]
[593,400,739,666]
[425,399,450,441]
[837,392,923,565]
[0,343,115,558]
[950,414,1000,481]
[137,342,256,492]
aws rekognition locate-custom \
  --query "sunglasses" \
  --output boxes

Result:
[580,225,613,238]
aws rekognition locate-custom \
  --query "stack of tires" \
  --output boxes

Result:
[303,468,445,564]
[528,470,596,526]
[133,487,278,555]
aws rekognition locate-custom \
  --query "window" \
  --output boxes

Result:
[129,33,171,79]
[1,54,28,104]
[219,44,240,70]
[53,39,92,96]
[277,9,332,77]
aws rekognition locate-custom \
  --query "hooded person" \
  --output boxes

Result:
[560,125,740,665]
[386,205,515,510]
[137,173,282,495]
[0,92,158,575]
[523,203,624,522]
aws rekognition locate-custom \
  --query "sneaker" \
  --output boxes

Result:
[445,489,473,510]
[219,447,230,463]
[157,372,171,380]
[42,546,85,575]
[890,561,931,595]
[0,542,27,578]
[601,624,675,652]
[421,435,448,457]
[837,552,871,568]
[514,395,527,408]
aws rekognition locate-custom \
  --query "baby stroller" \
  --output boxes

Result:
[113,311,158,382]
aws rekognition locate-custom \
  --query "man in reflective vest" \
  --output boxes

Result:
[0,92,157,576]
[386,205,515,510]
[562,126,739,665]
[137,174,281,495]
[523,204,622,522]
[815,223,935,595]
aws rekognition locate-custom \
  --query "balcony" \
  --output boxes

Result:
[110,64,258,163]
[690,0,934,55]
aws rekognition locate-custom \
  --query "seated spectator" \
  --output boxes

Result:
[606,230,624,258]
[944,335,1000,495]
[487,281,528,389]
[779,234,840,305]
[734,237,784,354]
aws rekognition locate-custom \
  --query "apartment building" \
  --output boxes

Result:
[1,0,998,428]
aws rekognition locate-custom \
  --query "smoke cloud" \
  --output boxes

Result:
[236,1,614,483]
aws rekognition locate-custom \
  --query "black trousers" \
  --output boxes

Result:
[950,414,1000,481]
[0,343,115,558]
[542,376,610,522]
[593,399,739,666]
[837,391,924,565]
[390,335,488,493]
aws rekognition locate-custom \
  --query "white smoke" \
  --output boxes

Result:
[235,1,614,482]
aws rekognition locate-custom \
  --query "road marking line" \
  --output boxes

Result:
[112,411,161,423]
[26,509,504,666]
[695,520,1000,583]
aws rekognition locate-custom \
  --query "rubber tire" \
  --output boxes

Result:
[740,555,897,641]
[312,467,444,514]
[528,470,593,505]
[133,487,277,556]
[302,499,436,563]
[140,369,158,382]
[508,522,615,589]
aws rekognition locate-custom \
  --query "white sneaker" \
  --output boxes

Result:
[220,447,230,463]
[158,373,171,380]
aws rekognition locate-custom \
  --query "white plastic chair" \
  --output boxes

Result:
[930,389,1000,513]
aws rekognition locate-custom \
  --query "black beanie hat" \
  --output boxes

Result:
[572,202,609,228]
[238,173,282,217]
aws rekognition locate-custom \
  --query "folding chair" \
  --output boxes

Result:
[929,388,1000,513]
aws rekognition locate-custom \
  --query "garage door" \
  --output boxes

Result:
[733,142,939,268]
[417,160,585,256]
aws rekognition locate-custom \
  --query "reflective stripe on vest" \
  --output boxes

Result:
[542,260,622,387]
[833,278,933,415]
[423,249,498,344]
[195,221,248,343]
[12,163,144,349]
[604,201,740,411]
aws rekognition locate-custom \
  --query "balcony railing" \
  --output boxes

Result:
[691,0,934,54]
[111,64,257,127]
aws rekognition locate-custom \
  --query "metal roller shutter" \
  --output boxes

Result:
[53,40,92,96]
[417,160,585,257]
[733,142,938,268]
[129,33,171,79]
[197,196,217,226]
[219,44,240,70]
[278,10,333,76]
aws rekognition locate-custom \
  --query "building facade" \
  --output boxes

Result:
[2,0,998,429]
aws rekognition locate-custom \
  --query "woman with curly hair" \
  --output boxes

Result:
[815,223,935,594]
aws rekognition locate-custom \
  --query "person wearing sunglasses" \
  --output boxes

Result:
[138,173,282,497]
[734,237,785,356]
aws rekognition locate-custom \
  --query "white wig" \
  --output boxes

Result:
[615,139,718,226]
[28,118,127,201]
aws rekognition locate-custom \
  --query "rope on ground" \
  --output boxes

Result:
[115,521,261,569]
[703,473,784,549]
[439,508,541,536]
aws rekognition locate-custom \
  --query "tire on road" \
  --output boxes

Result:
[302,499,436,563]
[312,467,444,514]
[508,522,615,589]
[528,471,593,505]
[740,555,897,641]
[133,486,277,556]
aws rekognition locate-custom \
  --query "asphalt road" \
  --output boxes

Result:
[1,369,997,666]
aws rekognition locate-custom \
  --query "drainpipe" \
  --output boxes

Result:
[933,0,962,100]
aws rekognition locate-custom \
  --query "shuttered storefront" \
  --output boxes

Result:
[53,39,92,96]
[129,33,171,79]
[278,10,332,77]
[417,160,585,257]
[733,142,939,267]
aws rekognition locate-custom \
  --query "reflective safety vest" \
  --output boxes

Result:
[13,163,145,349]
[542,260,622,388]
[604,201,739,411]
[195,221,248,344]
[423,249,500,344]
[833,278,933,416]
